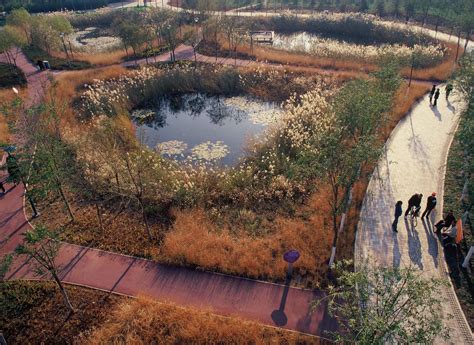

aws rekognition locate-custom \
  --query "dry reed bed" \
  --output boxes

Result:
[84,296,321,344]
[233,41,461,82]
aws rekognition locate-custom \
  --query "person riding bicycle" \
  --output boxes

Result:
[404,193,423,218]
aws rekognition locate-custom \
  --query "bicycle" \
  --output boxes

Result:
[408,206,420,227]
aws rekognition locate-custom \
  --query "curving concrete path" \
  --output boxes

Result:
[0,50,336,339]
[355,87,473,343]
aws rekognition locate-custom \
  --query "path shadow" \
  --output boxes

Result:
[407,114,430,169]
[430,105,442,121]
[271,276,291,326]
[447,100,456,112]
[404,218,423,269]
[392,230,401,268]
[421,218,438,268]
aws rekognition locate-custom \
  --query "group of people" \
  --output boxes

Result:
[429,83,453,107]
[392,193,458,243]
[392,192,437,232]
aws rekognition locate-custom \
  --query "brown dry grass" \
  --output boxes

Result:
[50,48,128,66]
[85,296,321,344]
[0,87,27,144]
[161,190,334,285]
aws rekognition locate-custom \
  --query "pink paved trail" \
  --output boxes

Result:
[0,51,337,338]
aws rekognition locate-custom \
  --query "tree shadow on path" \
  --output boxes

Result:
[404,218,423,270]
[421,218,438,269]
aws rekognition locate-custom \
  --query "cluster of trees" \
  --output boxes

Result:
[112,9,184,62]
[181,0,473,36]
[0,0,108,13]
[0,8,73,61]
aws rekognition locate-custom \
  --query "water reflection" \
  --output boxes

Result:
[133,94,281,165]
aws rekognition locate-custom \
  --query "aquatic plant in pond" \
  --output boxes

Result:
[134,94,283,165]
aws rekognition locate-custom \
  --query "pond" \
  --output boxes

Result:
[133,94,283,166]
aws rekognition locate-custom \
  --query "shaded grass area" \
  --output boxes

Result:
[443,114,474,331]
[0,281,120,344]
[84,296,322,344]
[0,62,27,88]
[23,46,92,70]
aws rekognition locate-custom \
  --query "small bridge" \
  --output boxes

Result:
[250,31,274,44]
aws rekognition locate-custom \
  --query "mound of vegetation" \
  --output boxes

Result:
[0,62,27,87]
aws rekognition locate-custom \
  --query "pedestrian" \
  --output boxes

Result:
[0,180,5,194]
[435,210,455,232]
[446,83,453,100]
[421,192,437,218]
[433,88,440,107]
[392,200,403,232]
[405,193,423,217]
[429,84,436,105]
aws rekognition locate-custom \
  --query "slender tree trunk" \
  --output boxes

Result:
[52,271,74,314]
[463,35,470,57]
[138,197,153,240]
[95,203,104,232]
[58,184,74,222]
[455,30,462,61]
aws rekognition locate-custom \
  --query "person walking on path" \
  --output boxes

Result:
[421,192,437,218]
[433,88,441,107]
[0,180,5,194]
[405,193,423,217]
[392,200,403,232]
[429,84,436,104]
[446,84,453,100]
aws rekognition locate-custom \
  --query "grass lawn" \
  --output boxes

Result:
[23,46,92,71]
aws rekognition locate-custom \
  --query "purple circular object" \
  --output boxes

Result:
[283,250,300,263]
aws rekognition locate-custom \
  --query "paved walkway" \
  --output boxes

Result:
[355,88,473,343]
[0,49,335,338]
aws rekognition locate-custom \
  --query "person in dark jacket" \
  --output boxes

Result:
[405,193,423,217]
[392,200,403,232]
[429,84,436,104]
[421,192,437,218]
[435,210,455,232]
[433,88,441,107]
[446,84,453,100]
[0,180,5,194]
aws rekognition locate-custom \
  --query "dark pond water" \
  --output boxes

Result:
[133,94,282,165]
